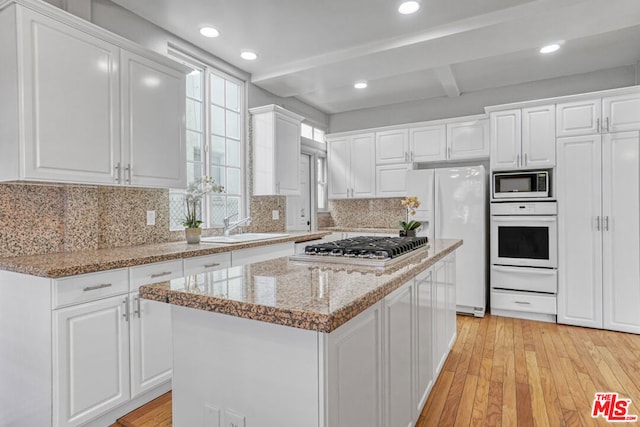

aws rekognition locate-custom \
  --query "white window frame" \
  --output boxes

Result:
[168,49,247,230]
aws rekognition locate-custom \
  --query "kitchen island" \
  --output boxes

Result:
[140,238,462,427]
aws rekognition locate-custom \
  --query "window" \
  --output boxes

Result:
[301,123,325,144]
[317,157,328,211]
[169,53,245,229]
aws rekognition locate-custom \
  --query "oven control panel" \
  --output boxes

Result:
[491,201,557,215]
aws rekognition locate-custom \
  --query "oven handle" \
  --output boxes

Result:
[491,216,557,222]
[492,265,556,275]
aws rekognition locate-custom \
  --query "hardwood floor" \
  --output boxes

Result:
[113,314,640,427]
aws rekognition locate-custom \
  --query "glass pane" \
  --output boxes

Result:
[211,135,225,166]
[314,128,325,143]
[226,80,239,111]
[210,166,226,189]
[210,74,225,106]
[209,195,226,225]
[186,130,203,162]
[227,138,240,167]
[317,184,326,210]
[169,192,186,229]
[301,123,313,139]
[227,197,240,219]
[226,168,241,195]
[186,69,203,101]
[186,99,202,131]
[211,105,225,136]
[226,111,240,139]
[186,162,202,184]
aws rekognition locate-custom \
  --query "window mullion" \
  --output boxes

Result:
[203,68,212,228]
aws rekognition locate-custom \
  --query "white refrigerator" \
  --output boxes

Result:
[406,166,487,317]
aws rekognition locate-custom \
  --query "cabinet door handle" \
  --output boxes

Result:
[605,117,610,132]
[524,153,528,167]
[114,163,121,183]
[514,301,531,305]
[595,216,601,231]
[134,296,141,318]
[447,147,451,159]
[604,216,609,231]
[150,271,173,279]
[411,151,414,162]
[596,118,601,133]
[516,154,520,168]
[83,283,112,292]
[124,164,131,184]
[203,263,220,269]
[122,297,130,322]
[404,152,408,162]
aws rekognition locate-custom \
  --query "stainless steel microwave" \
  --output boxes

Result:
[492,170,550,199]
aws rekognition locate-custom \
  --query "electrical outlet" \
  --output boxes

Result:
[204,404,220,427]
[225,409,245,427]
[272,210,279,220]
[146,210,156,226]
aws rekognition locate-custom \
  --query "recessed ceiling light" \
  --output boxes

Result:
[240,51,258,61]
[354,81,368,89]
[199,27,219,38]
[398,0,421,14]
[540,43,561,54]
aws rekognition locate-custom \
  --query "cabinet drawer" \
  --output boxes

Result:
[130,259,184,292]
[53,268,129,308]
[183,252,231,275]
[491,290,556,315]
[491,265,557,293]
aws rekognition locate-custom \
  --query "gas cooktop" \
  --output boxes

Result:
[290,236,429,267]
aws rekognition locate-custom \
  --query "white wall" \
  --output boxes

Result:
[328,65,637,133]
[89,0,329,128]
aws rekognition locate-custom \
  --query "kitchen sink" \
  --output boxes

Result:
[200,233,289,244]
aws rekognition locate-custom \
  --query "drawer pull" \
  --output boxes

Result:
[150,271,173,279]
[203,263,221,269]
[514,301,531,305]
[83,283,112,292]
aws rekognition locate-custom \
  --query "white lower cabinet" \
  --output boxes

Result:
[54,295,131,427]
[414,269,434,414]
[557,131,640,333]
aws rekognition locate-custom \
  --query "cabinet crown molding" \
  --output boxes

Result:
[249,104,305,122]
[484,84,640,113]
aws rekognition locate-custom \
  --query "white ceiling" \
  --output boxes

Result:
[111,0,640,114]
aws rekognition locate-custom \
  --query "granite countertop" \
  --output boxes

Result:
[321,226,400,234]
[0,231,331,278]
[140,239,462,333]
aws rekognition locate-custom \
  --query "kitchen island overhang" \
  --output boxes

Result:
[140,238,462,427]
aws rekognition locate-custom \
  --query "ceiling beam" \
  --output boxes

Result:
[433,65,460,97]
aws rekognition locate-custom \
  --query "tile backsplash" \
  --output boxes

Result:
[328,198,405,229]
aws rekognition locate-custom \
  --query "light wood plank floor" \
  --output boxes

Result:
[113,314,640,427]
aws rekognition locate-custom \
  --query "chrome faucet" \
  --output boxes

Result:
[223,214,252,237]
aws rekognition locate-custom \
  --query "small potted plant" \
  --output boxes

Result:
[183,176,224,244]
[399,195,421,237]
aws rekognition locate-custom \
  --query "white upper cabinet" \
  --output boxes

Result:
[327,133,375,199]
[0,3,187,187]
[447,118,490,160]
[410,124,447,162]
[557,93,640,137]
[375,129,409,164]
[375,163,411,198]
[251,105,304,196]
[490,105,555,170]
[121,51,186,188]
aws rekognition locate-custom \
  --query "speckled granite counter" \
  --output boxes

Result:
[320,226,400,234]
[140,239,462,332]
[0,231,331,278]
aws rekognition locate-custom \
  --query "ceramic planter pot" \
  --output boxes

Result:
[185,227,202,244]
[399,229,417,237]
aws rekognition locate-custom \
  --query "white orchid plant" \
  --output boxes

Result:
[183,176,224,228]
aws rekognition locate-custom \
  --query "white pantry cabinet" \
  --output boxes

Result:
[556,93,640,137]
[327,133,376,199]
[557,131,640,334]
[0,1,187,187]
[251,105,304,196]
[490,105,555,170]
